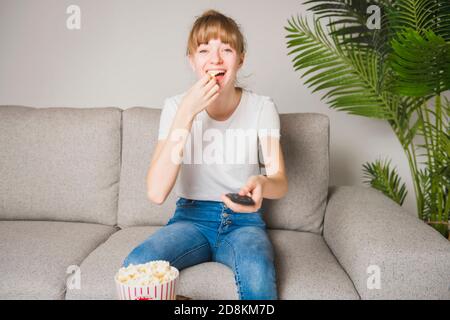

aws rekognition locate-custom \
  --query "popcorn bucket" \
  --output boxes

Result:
[115,261,179,300]
[115,274,179,300]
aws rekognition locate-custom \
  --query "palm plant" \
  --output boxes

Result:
[362,158,408,206]
[285,0,450,237]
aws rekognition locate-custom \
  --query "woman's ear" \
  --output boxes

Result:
[238,53,245,68]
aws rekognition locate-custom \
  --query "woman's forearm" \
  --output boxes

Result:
[147,109,194,204]
[259,173,288,200]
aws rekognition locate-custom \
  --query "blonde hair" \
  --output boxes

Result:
[186,10,246,56]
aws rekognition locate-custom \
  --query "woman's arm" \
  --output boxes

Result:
[258,136,288,199]
[147,74,219,205]
[146,108,194,204]
[221,136,288,212]
[258,172,288,200]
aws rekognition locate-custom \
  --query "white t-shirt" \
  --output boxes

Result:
[158,88,280,201]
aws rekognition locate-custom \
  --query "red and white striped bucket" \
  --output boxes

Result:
[115,270,179,300]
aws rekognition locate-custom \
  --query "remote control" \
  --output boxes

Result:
[225,193,256,206]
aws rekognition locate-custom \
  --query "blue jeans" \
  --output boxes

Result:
[122,197,278,300]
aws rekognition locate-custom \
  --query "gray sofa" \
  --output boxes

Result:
[0,105,449,300]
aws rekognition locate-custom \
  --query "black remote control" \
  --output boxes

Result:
[225,193,256,206]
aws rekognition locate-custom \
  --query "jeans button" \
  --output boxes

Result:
[226,220,232,225]
[223,213,229,218]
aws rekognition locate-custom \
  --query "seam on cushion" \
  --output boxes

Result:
[115,110,123,228]
[322,238,361,299]
[62,226,119,298]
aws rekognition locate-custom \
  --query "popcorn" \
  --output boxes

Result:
[115,260,178,286]
[115,260,179,300]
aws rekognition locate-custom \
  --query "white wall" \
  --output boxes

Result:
[0,0,420,215]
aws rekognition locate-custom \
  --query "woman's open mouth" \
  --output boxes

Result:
[207,70,226,81]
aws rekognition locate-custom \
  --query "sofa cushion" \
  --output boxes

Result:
[66,227,358,300]
[324,186,450,299]
[263,113,329,233]
[0,106,121,225]
[117,108,180,228]
[65,226,238,300]
[0,221,117,299]
[270,229,358,299]
[118,108,329,234]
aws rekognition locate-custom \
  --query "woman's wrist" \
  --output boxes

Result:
[179,103,198,122]
[256,175,269,189]
[174,107,195,127]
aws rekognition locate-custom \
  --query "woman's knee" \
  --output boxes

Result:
[122,221,210,268]
[122,237,169,268]
[221,228,277,299]
[122,245,153,268]
[236,260,278,300]
[223,251,278,300]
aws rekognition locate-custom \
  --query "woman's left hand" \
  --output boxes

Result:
[221,175,265,213]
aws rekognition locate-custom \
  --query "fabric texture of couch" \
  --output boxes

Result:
[0,105,449,300]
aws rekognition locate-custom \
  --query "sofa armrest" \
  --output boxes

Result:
[323,186,450,300]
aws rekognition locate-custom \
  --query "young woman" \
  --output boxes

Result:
[123,9,288,300]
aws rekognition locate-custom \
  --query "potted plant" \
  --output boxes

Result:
[285,0,449,238]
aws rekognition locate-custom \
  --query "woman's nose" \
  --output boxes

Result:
[210,50,223,63]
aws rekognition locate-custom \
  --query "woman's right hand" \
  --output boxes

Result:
[179,74,220,120]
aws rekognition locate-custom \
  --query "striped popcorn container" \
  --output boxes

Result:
[115,264,179,300]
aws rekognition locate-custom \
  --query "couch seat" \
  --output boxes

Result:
[0,221,117,299]
[66,227,359,300]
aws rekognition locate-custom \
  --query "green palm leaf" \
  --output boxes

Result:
[389,0,450,42]
[304,0,393,60]
[389,29,450,96]
[286,15,394,119]
[287,0,450,237]
[418,167,433,221]
[362,158,408,205]
[416,96,450,228]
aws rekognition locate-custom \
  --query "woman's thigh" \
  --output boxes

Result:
[122,221,212,270]
[214,226,277,299]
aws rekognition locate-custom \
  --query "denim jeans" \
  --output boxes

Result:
[122,197,278,300]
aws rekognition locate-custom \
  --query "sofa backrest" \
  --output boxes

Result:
[0,106,121,226]
[117,107,180,228]
[118,108,329,234]
[263,113,329,234]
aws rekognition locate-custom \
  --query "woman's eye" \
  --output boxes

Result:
[198,48,232,54]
